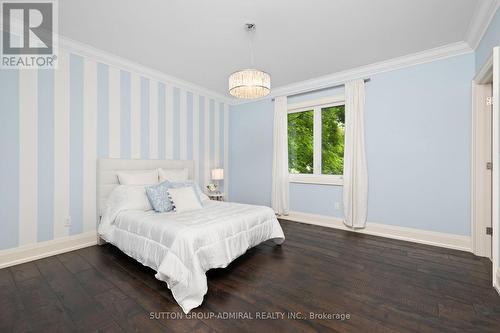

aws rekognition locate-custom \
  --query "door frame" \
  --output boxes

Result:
[471,78,493,258]
[494,47,500,291]
[471,47,499,290]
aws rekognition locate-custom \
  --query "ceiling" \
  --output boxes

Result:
[59,0,482,96]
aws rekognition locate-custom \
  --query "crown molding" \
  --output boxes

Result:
[465,0,500,49]
[231,41,473,105]
[59,36,233,104]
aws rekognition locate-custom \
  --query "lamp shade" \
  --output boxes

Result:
[211,168,224,180]
[228,69,271,99]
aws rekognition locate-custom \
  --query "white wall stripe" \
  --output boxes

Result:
[108,66,121,158]
[193,94,200,184]
[83,59,97,233]
[179,89,187,160]
[19,69,38,246]
[165,85,174,159]
[224,103,229,198]
[214,104,221,168]
[130,73,141,159]
[204,97,210,188]
[149,80,159,159]
[53,51,70,239]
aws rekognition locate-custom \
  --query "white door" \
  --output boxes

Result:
[473,82,493,258]
[492,46,499,289]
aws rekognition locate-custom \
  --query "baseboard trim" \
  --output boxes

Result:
[284,211,472,252]
[0,232,98,269]
[495,268,500,295]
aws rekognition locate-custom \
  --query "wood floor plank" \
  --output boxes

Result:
[10,261,41,282]
[35,255,116,331]
[58,250,93,274]
[0,269,31,333]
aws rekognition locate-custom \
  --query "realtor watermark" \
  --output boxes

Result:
[1,0,58,69]
[149,311,351,321]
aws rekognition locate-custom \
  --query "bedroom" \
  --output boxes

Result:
[1,0,500,332]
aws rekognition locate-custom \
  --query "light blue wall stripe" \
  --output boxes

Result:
[97,63,109,158]
[199,96,206,185]
[158,83,166,159]
[219,102,225,165]
[69,54,84,235]
[140,77,150,159]
[209,99,215,168]
[186,92,194,159]
[37,69,55,242]
[0,68,19,250]
[173,87,181,159]
[120,70,131,158]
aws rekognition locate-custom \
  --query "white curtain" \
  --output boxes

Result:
[271,96,289,215]
[343,80,368,228]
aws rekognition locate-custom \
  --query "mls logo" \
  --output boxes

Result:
[1,0,58,68]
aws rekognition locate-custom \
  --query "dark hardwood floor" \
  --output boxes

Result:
[1,220,500,332]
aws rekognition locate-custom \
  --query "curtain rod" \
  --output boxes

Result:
[271,78,371,101]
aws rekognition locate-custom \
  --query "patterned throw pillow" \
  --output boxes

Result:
[167,186,203,213]
[145,181,174,212]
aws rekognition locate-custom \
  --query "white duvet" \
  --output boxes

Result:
[98,186,285,313]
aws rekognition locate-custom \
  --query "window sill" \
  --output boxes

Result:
[289,174,344,186]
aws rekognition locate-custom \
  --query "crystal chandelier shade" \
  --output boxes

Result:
[228,69,271,99]
[228,23,271,99]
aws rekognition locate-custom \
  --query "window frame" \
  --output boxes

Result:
[287,95,345,186]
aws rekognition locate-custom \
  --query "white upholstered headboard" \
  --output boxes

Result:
[97,158,195,217]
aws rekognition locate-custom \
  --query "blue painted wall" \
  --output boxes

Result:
[475,7,500,71]
[365,54,474,234]
[229,53,475,236]
[229,99,274,206]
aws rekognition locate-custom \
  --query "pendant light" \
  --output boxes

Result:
[228,23,271,99]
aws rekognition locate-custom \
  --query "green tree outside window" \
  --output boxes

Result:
[288,105,345,175]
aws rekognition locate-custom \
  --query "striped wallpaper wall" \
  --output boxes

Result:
[0,48,229,251]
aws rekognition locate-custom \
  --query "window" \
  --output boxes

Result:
[288,109,314,174]
[321,105,345,175]
[288,97,345,185]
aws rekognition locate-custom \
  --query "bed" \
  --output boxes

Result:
[96,158,285,313]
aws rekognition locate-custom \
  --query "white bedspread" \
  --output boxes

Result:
[98,200,285,313]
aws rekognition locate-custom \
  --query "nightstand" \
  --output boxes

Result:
[207,193,225,201]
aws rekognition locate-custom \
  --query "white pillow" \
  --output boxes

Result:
[117,185,152,211]
[158,168,189,182]
[168,186,203,213]
[117,169,159,185]
[99,185,152,239]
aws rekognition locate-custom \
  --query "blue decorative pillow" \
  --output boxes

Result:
[145,181,175,212]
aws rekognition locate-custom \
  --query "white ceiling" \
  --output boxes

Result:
[59,0,481,96]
